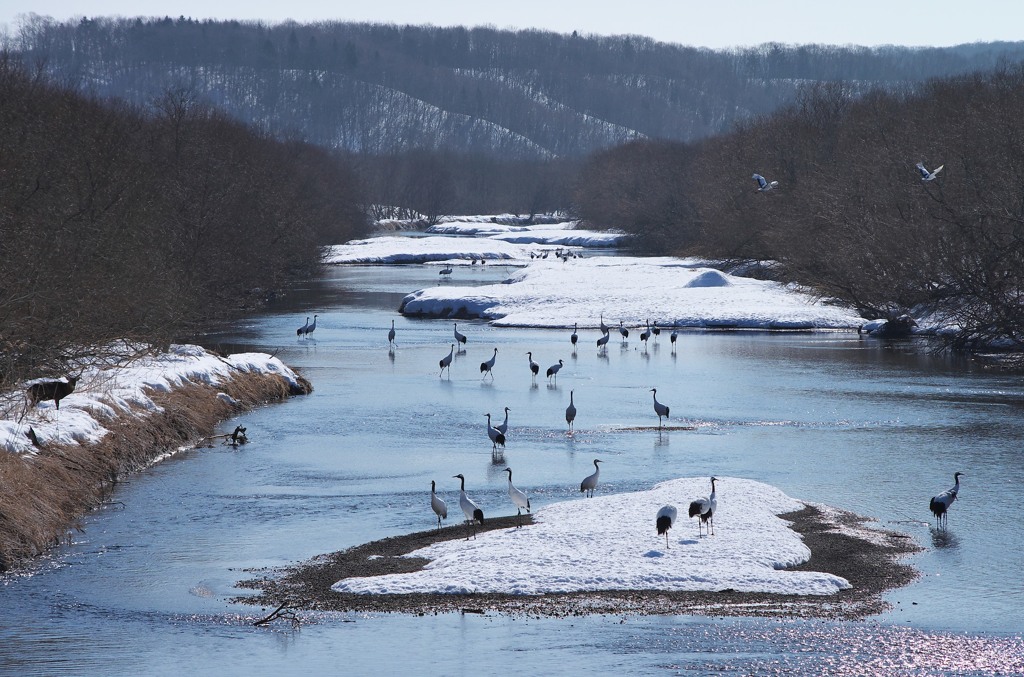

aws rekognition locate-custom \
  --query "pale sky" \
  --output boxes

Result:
[1,0,1022,49]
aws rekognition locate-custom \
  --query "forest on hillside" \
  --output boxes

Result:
[574,71,1024,348]
[10,16,1024,215]
[5,16,1024,350]
[0,57,368,389]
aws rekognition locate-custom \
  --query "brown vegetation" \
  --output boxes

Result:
[575,69,1024,348]
[0,55,368,392]
[0,369,311,571]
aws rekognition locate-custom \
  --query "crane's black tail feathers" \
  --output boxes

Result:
[656,515,673,535]
[688,501,704,518]
[929,498,946,517]
[473,509,484,524]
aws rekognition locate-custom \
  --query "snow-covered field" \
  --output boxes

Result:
[334,476,850,596]
[324,235,530,265]
[0,345,302,457]
[400,256,864,329]
[325,218,626,265]
[333,215,864,329]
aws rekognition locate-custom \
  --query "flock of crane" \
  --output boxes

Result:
[753,161,943,194]
[430,462,720,544]
[389,315,740,544]
[317,311,966,547]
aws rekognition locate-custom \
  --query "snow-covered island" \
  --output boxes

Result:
[333,477,850,597]
[331,215,865,330]
[324,217,627,265]
[400,257,864,329]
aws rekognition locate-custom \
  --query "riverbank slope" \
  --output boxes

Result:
[0,345,311,571]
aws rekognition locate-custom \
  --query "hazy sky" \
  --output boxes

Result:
[1,0,1022,49]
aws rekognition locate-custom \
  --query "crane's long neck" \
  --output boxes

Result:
[506,469,512,482]
[431,481,436,494]
[709,479,717,498]
[570,391,574,404]
[459,476,465,491]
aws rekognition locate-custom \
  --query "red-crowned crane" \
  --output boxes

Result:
[296,316,309,337]
[651,388,670,427]
[570,322,578,351]
[485,413,506,451]
[689,477,718,537]
[431,480,447,532]
[596,332,610,351]
[505,467,531,527]
[526,352,540,381]
[454,473,484,538]
[439,344,455,377]
[480,347,498,379]
[454,323,467,346]
[656,505,678,548]
[388,319,396,350]
[640,320,651,350]
[930,471,964,529]
[917,162,944,181]
[580,458,602,497]
[496,406,510,436]
[302,314,318,337]
[670,327,678,353]
[618,320,629,342]
[565,390,577,431]
[599,313,609,335]
[546,359,563,383]
[651,320,661,341]
[753,173,778,192]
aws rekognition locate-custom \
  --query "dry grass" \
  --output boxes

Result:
[0,370,308,571]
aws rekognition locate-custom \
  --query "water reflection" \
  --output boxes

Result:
[931,528,961,550]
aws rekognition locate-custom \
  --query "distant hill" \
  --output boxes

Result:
[11,16,1024,159]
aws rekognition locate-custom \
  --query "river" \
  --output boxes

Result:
[2,263,1022,675]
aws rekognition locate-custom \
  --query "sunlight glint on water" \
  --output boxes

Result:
[1,262,1022,675]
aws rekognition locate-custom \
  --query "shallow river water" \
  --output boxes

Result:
[2,263,1023,675]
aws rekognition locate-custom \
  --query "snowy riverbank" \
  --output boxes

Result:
[1,344,306,456]
[400,256,865,329]
[329,215,865,329]
[0,345,310,570]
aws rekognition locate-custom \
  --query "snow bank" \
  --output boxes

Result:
[400,256,864,329]
[333,476,850,596]
[0,345,301,456]
[423,218,628,246]
[324,236,531,265]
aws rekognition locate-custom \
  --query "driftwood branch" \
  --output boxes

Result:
[253,601,301,628]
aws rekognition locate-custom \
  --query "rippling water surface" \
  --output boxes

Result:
[2,264,1022,675]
